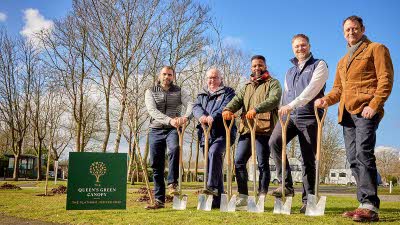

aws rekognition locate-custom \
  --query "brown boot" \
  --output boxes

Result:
[352,209,379,222]
[145,200,165,210]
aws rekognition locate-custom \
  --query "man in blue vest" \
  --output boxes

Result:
[144,66,194,209]
[269,34,329,213]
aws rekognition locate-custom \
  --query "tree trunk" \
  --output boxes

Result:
[102,96,111,153]
[114,90,127,153]
[54,160,59,185]
[44,150,51,195]
[127,135,135,183]
[36,139,43,180]
[12,154,20,181]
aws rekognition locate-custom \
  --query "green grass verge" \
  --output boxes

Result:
[0,181,399,225]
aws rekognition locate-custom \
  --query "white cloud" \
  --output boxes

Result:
[0,12,7,22]
[375,146,399,153]
[222,36,244,47]
[20,8,53,47]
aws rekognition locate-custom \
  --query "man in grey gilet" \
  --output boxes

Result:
[144,66,194,209]
[269,34,328,213]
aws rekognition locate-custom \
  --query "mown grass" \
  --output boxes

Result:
[0,181,399,225]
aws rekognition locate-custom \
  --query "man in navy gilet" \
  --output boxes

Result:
[144,66,194,209]
[269,34,329,213]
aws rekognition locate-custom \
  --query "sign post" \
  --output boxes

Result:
[66,152,127,210]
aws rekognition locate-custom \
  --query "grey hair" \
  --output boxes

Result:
[206,68,223,78]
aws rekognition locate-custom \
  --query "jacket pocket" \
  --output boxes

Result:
[255,112,272,133]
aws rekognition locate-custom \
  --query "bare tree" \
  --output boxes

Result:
[0,31,33,180]
[320,116,345,182]
[74,0,120,152]
[39,14,94,152]
[112,0,162,153]
[376,147,399,183]
[28,43,50,180]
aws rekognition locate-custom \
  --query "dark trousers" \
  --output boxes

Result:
[201,136,225,207]
[235,134,270,195]
[149,128,179,203]
[269,117,317,203]
[342,108,380,209]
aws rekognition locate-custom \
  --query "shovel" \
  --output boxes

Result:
[197,122,214,211]
[246,118,265,213]
[305,107,327,216]
[173,122,188,210]
[273,113,292,215]
[220,118,237,212]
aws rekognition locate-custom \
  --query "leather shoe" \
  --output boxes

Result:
[145,200,165,210]
[342,208,361,218]
[352,209,379,222]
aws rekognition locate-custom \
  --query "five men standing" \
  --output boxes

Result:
[143,15,394,221]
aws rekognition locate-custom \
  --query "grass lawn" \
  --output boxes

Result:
[0,181,399,225]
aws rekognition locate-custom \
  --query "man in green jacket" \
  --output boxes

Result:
[222,55,282,210]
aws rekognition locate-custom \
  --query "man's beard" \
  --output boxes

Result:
[162,79,172,86]
[253,70,264,76]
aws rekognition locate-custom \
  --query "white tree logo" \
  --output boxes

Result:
[90,162,107,183]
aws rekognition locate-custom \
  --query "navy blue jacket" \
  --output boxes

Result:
[193,86,237,146]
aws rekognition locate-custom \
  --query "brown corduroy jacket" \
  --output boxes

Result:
[322,39,394,123]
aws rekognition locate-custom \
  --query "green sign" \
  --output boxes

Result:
[66,152,127,210]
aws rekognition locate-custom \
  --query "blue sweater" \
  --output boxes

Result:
[193,86,237,145]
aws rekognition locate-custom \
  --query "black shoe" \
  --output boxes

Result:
[300,204,307,214]
[269,186,294,197]
[202,187,218,196]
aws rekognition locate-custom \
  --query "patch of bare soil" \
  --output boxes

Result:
[0,183,22,190]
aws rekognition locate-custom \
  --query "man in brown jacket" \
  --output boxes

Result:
[315,15,394,222]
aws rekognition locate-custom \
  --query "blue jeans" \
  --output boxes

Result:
[269,117,318,203]
[341,108,380,209]
[235,134,270,195]
[149,128,179,203]
[201,136,225,207]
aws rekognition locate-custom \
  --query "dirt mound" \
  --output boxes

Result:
[0,183,22,190]
[136,186,173,203]
[137,186,153,194]
[136,193,173,203]
[51,185,67,194]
